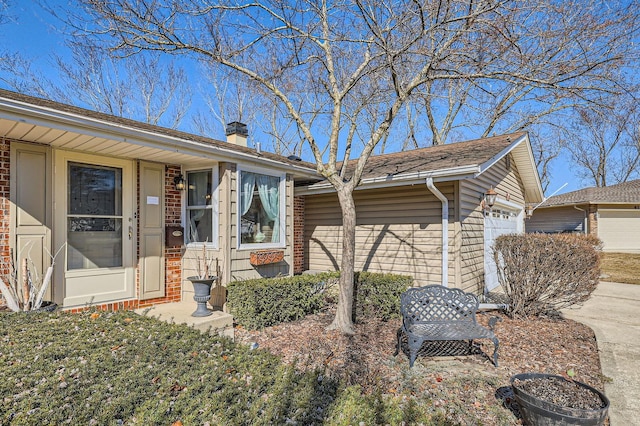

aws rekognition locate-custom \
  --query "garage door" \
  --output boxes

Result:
[484,207,523,292]
[598,210,640,253]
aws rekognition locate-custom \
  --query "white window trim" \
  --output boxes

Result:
[183,165,219,249]
[236,165,287,251]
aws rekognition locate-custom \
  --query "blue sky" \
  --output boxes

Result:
[1,1,587,196]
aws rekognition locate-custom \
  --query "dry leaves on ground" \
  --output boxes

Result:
[235,308,604,425]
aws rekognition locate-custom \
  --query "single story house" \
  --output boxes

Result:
[0,89,319,311]
[526,180,640,253]
[296,132,544,295]
[0,89,545,312]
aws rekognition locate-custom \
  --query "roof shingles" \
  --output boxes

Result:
[339,132,527,181]
[541,179,640,206]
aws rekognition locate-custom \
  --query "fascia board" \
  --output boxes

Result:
[294,165,480,196]
[476,133,544,203]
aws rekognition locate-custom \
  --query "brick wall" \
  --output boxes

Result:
[136,164,183,309]
[0,138,10,280]
[587,204,598,236]
[293,195,305,274]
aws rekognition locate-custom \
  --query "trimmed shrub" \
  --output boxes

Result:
[227,272,339,330]
[354,272,413,321]
[227,271,412,329]
[493,233,601,318]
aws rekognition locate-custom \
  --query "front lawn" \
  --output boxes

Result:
[600,252,640,285]
[0,310,448,425]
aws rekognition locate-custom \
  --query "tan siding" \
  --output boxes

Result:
[229,171,294,280]
[459,155,527,294]
[526,206,586,233]
[305,183,457,287]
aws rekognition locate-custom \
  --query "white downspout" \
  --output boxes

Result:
[426,178,448,287]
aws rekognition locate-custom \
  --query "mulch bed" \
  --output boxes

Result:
[235,308,605,425]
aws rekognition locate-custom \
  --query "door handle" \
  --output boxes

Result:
[128,226,133,240]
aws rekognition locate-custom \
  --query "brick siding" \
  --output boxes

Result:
[0,138,10,280]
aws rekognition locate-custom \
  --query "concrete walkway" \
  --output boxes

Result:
[562,281,640,425]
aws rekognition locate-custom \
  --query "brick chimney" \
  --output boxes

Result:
[225,122,248,147]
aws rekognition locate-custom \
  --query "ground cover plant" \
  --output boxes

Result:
[0,309,454,425]
[1,308,604,425]
[600,252,640,285]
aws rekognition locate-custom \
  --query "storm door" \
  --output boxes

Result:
[54,152,134,307]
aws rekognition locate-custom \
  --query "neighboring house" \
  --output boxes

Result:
[0,89,319,311]
[526,180,640,253]
[296,132,544,295]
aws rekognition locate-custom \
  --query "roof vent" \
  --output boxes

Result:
[225,122,248,146]
[287,155,302,162]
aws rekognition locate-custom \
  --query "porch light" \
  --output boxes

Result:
[484,187,497,208]
[174,174,186,191]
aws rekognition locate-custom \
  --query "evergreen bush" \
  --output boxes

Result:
[227,271,412,329]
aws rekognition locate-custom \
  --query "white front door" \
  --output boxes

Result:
[484,204,523,293]
[54,151,135,307]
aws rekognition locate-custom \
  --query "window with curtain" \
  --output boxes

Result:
[186,169,215,244]
[239,170,284,246]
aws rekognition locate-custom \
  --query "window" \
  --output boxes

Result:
[239,169,285,248]
[186,169,216,244]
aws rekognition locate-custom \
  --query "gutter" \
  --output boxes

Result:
[295,165,479,196]
[426,177,449,287]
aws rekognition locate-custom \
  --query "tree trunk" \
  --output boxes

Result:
[327,185,357,335]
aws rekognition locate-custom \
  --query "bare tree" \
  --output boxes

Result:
[69,0,639,334]
[54,43,191,128]
[565,95,640,187]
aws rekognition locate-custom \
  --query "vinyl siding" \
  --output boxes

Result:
[525,206,586,234]
[459,155,526,293]
[182,163,295,294]
[305,182,457,287]
[229,168,294,280]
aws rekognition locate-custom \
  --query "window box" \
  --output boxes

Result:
[250,249,285,266]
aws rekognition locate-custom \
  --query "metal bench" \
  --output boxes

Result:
[394,285,500,367]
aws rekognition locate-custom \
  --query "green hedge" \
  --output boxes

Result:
[354,272,413,321]
[227,272,339,330]
[227,271,412,330]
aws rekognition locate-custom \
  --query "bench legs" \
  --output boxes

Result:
[394,329,500,368]
[393,328,421,368]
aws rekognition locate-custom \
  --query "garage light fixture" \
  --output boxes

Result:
[484,187,497,209]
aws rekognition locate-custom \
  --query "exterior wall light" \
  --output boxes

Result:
[485,187,497,208]
[174,174,186,191]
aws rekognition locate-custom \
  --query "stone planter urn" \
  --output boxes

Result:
[187,276,217,317]
[511,373,609,425]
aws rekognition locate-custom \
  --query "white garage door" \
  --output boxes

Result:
[598,210,640,253]
[484,206,523,292]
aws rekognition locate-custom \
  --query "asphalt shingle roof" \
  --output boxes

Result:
[541,179,640,206]
[339,132,527,181]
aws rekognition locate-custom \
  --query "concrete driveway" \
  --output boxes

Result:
[562,281,640,425]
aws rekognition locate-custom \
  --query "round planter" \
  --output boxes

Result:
[511,373,609,425]
[187,277,216,317]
